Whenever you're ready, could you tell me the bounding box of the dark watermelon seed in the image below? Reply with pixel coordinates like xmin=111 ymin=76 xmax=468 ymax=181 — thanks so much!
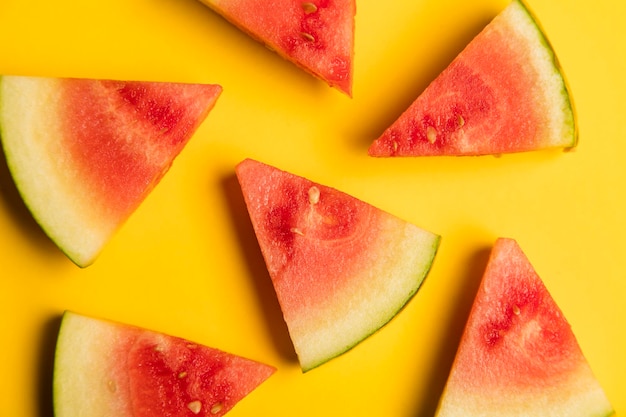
xmin=302 ymin=2 xmax=318 ymax=13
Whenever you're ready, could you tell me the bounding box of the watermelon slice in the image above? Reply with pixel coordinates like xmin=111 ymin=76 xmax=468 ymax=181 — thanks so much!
xmin=196 ymin=0 xmax=355 ymax=96
xmin=435 ymin=238 xmax=613 ymax=416
xmin=235 ymin=158 xmax=440 ymax=371
xmin=368 ymin=0 xmax=577 ymax=157
xmin=53 ymin=311 xmax=276 ymax=417
xmin=0 ymin=75 xmax=222 ymax=267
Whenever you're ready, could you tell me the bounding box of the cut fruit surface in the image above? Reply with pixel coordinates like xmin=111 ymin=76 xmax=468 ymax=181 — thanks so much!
xmin=0 ymin=75 xmax=222 ymax=267
xmin=53 ymin=311 xmax=275 ymax=417
xmin=197 ymin=0 xmax=355 ymax=96
xmin=236 ymin=158 xmax=440 ymax=371
xmin=435 ymin=238 xmax=613 ymax=417
xmin=368 ymin=0 xmax=576 ymax=156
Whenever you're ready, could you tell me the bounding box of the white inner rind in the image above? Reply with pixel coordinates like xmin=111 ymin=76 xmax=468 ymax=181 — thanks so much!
xmin=435 ymin=367 xmax=614 ymax=417
xmin=0 ymin=76 xmax=113 ymax=267
xmin=292 ymin=219 xmax=440 ymax=372
xmin=53 ymin=312 xmax=132 ymax=417
xmin=502 ymin=0 xmax=576 ymax=147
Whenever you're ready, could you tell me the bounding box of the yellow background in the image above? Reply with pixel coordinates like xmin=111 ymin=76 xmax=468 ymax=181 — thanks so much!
xmin=0 ymin=0 xmax=624 ymax=415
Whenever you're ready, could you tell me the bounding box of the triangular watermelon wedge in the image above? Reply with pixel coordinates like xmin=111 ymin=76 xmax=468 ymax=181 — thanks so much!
xmin=0 ymin=75 xmax=222 ymax=267
xmin=368 ymin=0 xmax=577 ymax=157
xmin=197 ymin=0 xmax=355 ymax=96
xmin=435 ymin=238 xmax=613 ymax=416
xmin=236 ymin=158 xmax=440 ymax=371
xmin=53 ymin=311 xmax=275 ymax=417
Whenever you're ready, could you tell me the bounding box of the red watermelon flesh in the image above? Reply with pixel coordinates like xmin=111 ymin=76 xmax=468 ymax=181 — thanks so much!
xmin=197 ymin=0 xmax=355 ymax=96
xmin=236 ymin=158 xmax=440 ymax=371
xmin=435 ymin=238 xmax=613 ymax=416
xmin=368 ymin=0 xmax=577 ymax=157
xmin=0 ymin=76 xmax=222 ymax=267
xmin=53 ymin=311 xmax=275 ymax=417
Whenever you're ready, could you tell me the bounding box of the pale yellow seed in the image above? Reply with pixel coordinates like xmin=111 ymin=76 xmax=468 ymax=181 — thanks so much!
xmin=392 ymin=140 xmax=398 ymax=153
xmin=302 ymin=2 xmax=318 ymax=13
xmin=457 ymin=115 xmax=465 ymax=127
xmin=178 ymin=371 xmax=187 ymax=379
xmin=513 ymin=305 xmax=521 ymax=315
xmin=308 ymin=186 xmax=320 ymax=205
xmin=211 ymin=403 xmax=224 ymax=414
xmin=153 ymin=345 xmax=164 ymax=352
xmin=188 ymin=401 xmax=202 ymax=414
xmin=300 ymin=32 xmax=315 ymax=42
xmin=290 ymin=227 xmax=304 ymax=236
xmin=426 ymin=126 xmax=437 ymax=143
xmin=107 ymin=380 xmax=117 ymax=393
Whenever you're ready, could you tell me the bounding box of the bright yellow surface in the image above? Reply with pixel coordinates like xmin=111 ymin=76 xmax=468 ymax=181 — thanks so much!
xmin=0 ymin=0 xmax=624 ymax=416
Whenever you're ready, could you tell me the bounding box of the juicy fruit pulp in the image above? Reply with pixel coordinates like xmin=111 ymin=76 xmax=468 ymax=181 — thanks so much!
xmin=236 ymin=158 xmax=440 ymax=371
xmin=53 ymin=311 xmax=275 ymax=417
xmin=435 ymin=238 xmax=613 ymax=417
xmin=368 ymin=0 xmax=577 ymax=156
xmin=0 ymin=76 xmax=222 ymax=267
xmin=196 ymin=0 xmax=355 ymax=96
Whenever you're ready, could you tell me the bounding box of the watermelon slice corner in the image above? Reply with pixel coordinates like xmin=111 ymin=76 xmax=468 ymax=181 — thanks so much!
xmin=53 ymin=311 xmax=276 ymax=417
xmin=368 ymin=0 xmax=577 ymax=157
xmin=196 ymin=0 xmax=355 ymax=96
xmin=235 ymin=158 xmax=440 ymax=371
xmin=0 ymin=75 xmax=222 ymax=267
xmin=434 ymin=237 xmax=614 ymax=417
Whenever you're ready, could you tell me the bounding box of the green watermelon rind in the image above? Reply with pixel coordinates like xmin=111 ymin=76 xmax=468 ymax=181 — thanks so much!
xmin=434 ymin=238 xmax=614 ymax=417
xmin=0 ymin=76 xmax=221 ymax=267
xmin=494 ymin=0 xmax=577 ymax=151
xmin=53 ymin=311 xmax=128 ymax=417
xmin=300 ymin=234 xmax=441 ymax=372
xmin=516 ymin=0 xmax=578 ymax=148
xmin=368 ymin=0 xmax=578 ymax=156
xmin=53 ymin=311 xmax=276 ymax=417
xmin=0 ymin=76 xmax=96 ymax=265
xmin=235 ymin=159 xmax=441 ymax=372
